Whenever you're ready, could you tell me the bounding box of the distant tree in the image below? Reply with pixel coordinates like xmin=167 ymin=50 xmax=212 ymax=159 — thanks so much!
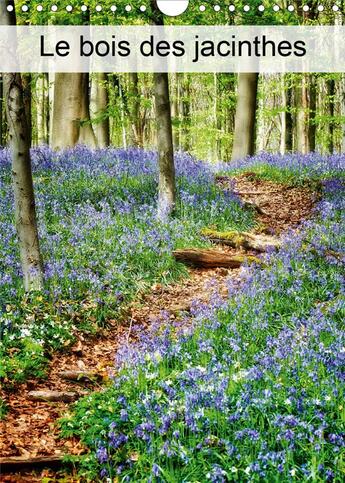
xmin=231 ymin=73 xmax=258 ymax=161
xmin=0 ymin=1 xmax=44 ymax=291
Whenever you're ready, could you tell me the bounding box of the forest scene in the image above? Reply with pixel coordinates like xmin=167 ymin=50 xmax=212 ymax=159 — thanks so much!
xmin=0 ymin=1 xmax=344 ymax=482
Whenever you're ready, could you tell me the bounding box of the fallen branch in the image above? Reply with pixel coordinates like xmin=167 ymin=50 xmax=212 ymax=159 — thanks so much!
xmin=201 ymin=229 xmax=280 ymax=252
xmin=59 ymin=370 xmax=103 ymax=382
xmin=173 ymin=248 xmax=262 ymax=268
xmin=28 ymin=390 xmax=82 ymax=402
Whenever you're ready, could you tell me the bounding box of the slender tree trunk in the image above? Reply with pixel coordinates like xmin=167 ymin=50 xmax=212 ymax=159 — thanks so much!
xmin=296 ymin=74 xmax=309 ymax=154
xmin=280 ymin=74 xmax=293 ymax=154
xmin=1 ymin=1 xmax=44 ymax=292
xmin=128 ymin=73 xmax=144 ymax=147
xmin=171 ymin=73 xmax=180 ymax=150
xmin=22 ymin=74 xmax=32 ymax=146
xmin=308 ymin=75 xmax=316 ymax=152
xmin=231 ymin=73 xmax=258 ymax=161
xmin=340 ymin=74 xmax=345 ymax=152
xmin=154 ymin=72 xmax=175 ymax=219
xmin=37 ymin=74 xmax=49 ymax=145
xmin=327 ymin=78 xmax=335 ymax=154
xmin=90 ymin=73 xmax=110 ymax=148
xmin=181 ymin=74 xmax=191 ymax=152
xmin=151 ymin=0 xmax=175 ymax=219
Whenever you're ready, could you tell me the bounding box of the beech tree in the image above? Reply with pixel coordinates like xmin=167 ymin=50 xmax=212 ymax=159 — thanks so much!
xmin=0 ymin=1 xmax=44 ymax=291
xmin=151 ymin=0 xmax=175 ymax=219
xmin=231 ymin=73 xmax=258 ymax=161
xmin=51 ymin=73 xmax=97 ymax=149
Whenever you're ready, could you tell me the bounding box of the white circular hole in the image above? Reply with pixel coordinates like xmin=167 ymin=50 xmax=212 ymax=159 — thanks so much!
xmin=317 ymin=5 xmax=324 ymax=11
xmin=200 ymin=5 xmax=206 ymax=11
xmin=229 ymin=5 xmax=235 ymax=12
xmin=111 ymin=5 xmax=117 ymax=12
xmin=95 ymin=5 xmax=102 ymax=12
xmin=22 ymin=5 xmax=28 ymax=12
xmin=258 ymin=5 xmax=265 ymax=12
xmin=243 ymin=5 xmax=250 ymax=12
xmin=288 ymin=5 xmax=294 ymax=11
xmin=66 ymin=5 xmax=73 ymax=12
xmin=140 ymin=5 xmax=146 ymax=12
xmin=51 ymin=5 xmax=58 ymax=12
xmin=37 ymin=4 xmax=43 ymax=12
xmin=81 ymin=5 xmax=88 ymax=12
xmin=332 ymin=4 xmax=339 ymax=11
xmin=7 ymin=4 xmax=14 ymax=12
xmin=302 ymin=5 xmax=309 ymax=11
xmin=125 ymin=5 xmax=132 ymax=11
xmin=214 ymin=5 xmax=221 ymax=12
xmin=273 ymin=5 xmax=279 ymax=11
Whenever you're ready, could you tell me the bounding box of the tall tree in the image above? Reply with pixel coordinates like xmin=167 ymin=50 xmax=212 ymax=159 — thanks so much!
xmin=151 ymin=1 xmax=175 ymax=218
xmin=231 ymin=73 xmax=258 ymax=161
xmin=0 ymin=1 xmax=44 ymax=291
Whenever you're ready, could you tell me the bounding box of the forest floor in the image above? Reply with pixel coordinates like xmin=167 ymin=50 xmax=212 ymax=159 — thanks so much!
xmin=0 ymin=173 xmax=318 ymax=482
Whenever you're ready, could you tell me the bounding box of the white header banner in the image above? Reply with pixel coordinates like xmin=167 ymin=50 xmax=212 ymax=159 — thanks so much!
xmin=0 ymin=25 xmax=343 ymax=73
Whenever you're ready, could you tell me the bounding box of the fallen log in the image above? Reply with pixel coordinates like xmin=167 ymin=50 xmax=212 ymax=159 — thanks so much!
xmin=28 ymin=390 xmax=82 ymax=402
xmin=59 ymin=370 xmax=103 ymax=382
xmin=0 ymin=455 xmax=65 ymax=472
xmin=173 ymin=249 xmax=262 ymax=268
xmin=201 ymin=229 xmax=280 ymax=252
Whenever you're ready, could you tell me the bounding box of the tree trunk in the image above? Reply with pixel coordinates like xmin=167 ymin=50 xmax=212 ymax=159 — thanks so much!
xmin=308 ymin=74 xmax=316 ymax=152
xmin=128 ymin=73 xmax=144 ymax=147
xmin=1 ymin=2 xmax=44 ymax=292
xmin=327 ymin=78 xmax=335 ymax=154
xmin=154 ymin=72 xmax=176 ymax=219
xmin=173 ymin=248 xmax=261 ymax=269
xmin=180 ymin=73 xmax=191 ymax=152
xmin=171 ymin=73 xmax=180 ymax=150
xmin=280 ymin=74 xmax=293 ymax=154
xmin=51 ymin=73 xmax=82 ymax=149
xmin=340 ymin=74 xmax=345 ymax=152
xmin=22 ymin=74 xmax=32 ymax=146
xmin=151 ymin=0 xmax=175 ymax=219
xmin=91 ymin=73 xmax=110 ymax=148
xmin=231 ymin=73 xmax=258 ymax=161
xmin=51 ymin=73 xmax=97 ymax=149
xmin=78 ymin=73 xmax=97 ymax=147
xmin=36 ymin=74 xmax=49 ymax=145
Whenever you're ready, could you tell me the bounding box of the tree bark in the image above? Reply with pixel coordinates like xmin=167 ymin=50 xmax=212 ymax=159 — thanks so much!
xmin=51 ymin=73 xmax=97 ymax=149
xmin=128 ymin=72 xmax=144 ymax=147
xmin=151 ymin=1 xmax=175 ymax=219
xmin=280 ymin=74 xmax=293 ymax=154
xmin=173 ymin=249 xmax=261 ymax=268
xmin=1 ymin=1 xmax=44 ymax=292
xmin=231 ymin=73 xmax=258 ymax=161
xmin=36 ymin=74 xmax=49 ymax=145
xmin=22 ymin=74 xmax=32 ymax=146
xmin=154 ymin=71 xmax=176 ymax=219
xmin=78 ymin=73 xmax=97 ymax=147
xmin=327 ymin=78 xmax=335 ymax=154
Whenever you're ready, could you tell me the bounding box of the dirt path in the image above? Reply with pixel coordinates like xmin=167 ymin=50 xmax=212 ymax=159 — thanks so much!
xmin=0 ymin=174 xmax=318 ymax=482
